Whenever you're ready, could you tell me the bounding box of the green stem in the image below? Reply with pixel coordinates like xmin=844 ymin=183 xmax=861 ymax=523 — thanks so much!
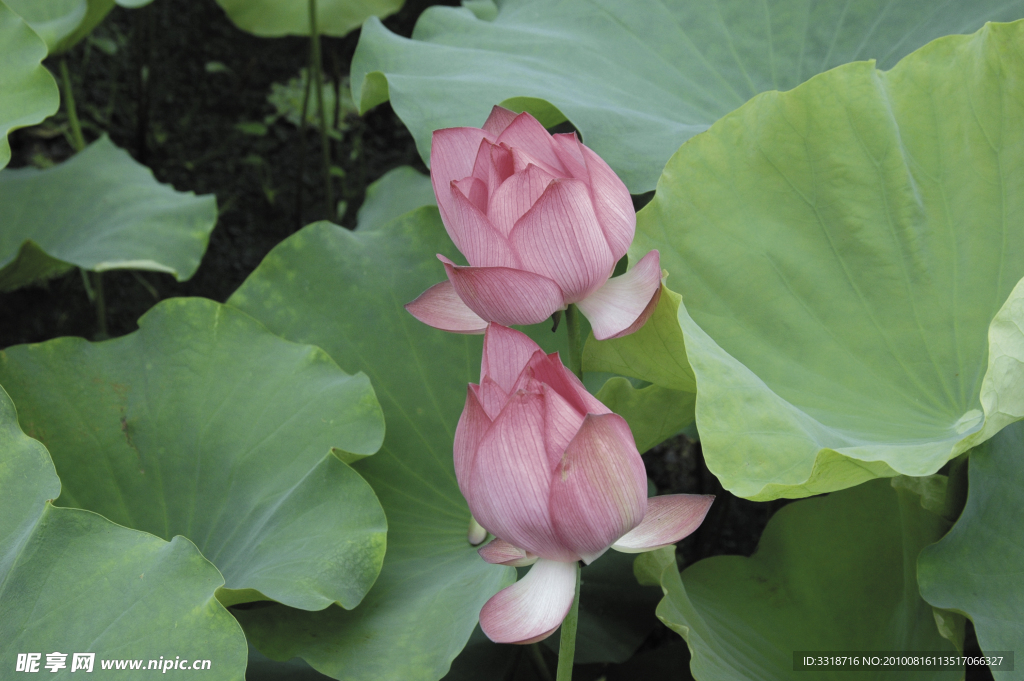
xmin=93 ymin=272 xmax=108 ymax=340
xmin=59 ymin=59 xmax=86 ymax=152
xmin=308 ymin=0 xmax=335 ymax=219
xmin=555 ymin=562 xmax=581 ymax=681
xmin=565 ymin=304 xmax=584 ymax=381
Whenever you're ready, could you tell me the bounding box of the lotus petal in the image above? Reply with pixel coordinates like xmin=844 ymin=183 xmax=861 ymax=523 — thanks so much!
xmin=454 ymin=386 xmax=492 ymax=502
xmin=431 ymin=126 xmax=495 ymax=225
xmin=405 ymin=280 xmax=488 ymax=334
xmin=482 ymin=105 xmax=518 ymax=137
xmin=510 ymin=179 xmax=615 ymax=302
xmin=549 ymin=413 xmax=647 ymax=563
xmin=612 ymin=494 xmax=714 ymax=553
xmin=578 ymin=250 xmax=662 ymax=340
xmin=479 ymin=559 xmax=577 ymax=644
xmin=496 ymin=112 xmax=567 ymax=176
xmin=481 ymin=323 xmax=545 ymax=392
xmin=441 ymin=256 xmax=565 ymax=327
xmin=478 ymin=538 xmax=538 ymax=567
xmin=489 ymin=163 xmax=557 ymax=237
xmin=448 ymin=184 xmax=518 ymax=267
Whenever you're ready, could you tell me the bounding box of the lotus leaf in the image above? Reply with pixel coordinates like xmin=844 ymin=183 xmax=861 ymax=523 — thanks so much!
xmin=0 ymin=385 xmax=248 ymax=679
xmin=648 ymin=479 xmax=957 ymax=680
xmin=214 ymin=0 xmax=403 ymax=38
xmin=0 ymin=136 xmax=218 ymax=291
xmin=919 ymin=421 xmax=1024 ymax=669
xmin=0 ymin=297 xmax=387 ymax=612
xmin=0 ymin=0 xmax=59 ymax=170
xmin=624 ymin=20 xmax=1024 ymax=500
xmin=351 ymin=0 xmax=1024 ymax=192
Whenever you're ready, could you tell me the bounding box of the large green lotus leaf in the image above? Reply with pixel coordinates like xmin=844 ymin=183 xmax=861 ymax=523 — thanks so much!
xmin=626 ymin=20 xmax=1024 ymax=501
xmin=0 ymin=135 xmax=218 ymax=291
xmin=0 ymin=385 xmax=248 ymax=679
xmin=0 ymin=297 xmax=387 ymax=612
xmin=355 ymin=165 xmax=435 ymax=232
xmin=351 ymin=0 xmax=1024 ymax=193
xmin=595 ymin=378 xmax=694 ymax=454
xmin=214 ymin=0 xmax=403 ymax=38
xmin=4 ymin=0 xmax=119 ymax=55
xmin=227 ymin=209 xmax=585 ymax=680
xmin=0 ymin=1 xmax=59 ymax=170
xmin=644 ymin=479 xmax=956 ymax=680
xmin=919 ymin=421 xmax=1024 ymax=667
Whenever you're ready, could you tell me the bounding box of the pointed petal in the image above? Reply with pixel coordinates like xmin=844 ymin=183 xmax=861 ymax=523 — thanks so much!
xmin=468 ymin=516 xmax=488 ymax=546
xmin=549 ymin=413 xmax=647 ymax=564
xmin=488 ymin=164 xmax=557 ymax=237
xmin=455 ymin=385 xmax=492 ymax=502
xmin=612 ymin=494 xmax=714 ymax=553
xmin=482 ymin=105 xmax=518 ymax=137
xmin=480 ymin=559 xmax=578 ymax=644
xmin=471 ymin=378 xmax=507 ymax=420
xmin=405 ymin=280 xmax=488 ymax=334
xmin=496 ymin=112 xmax=567 ymax=176
xmin=453 ymin=176 xmax=488 ymax=214
xmin=510 ymin=179 xmax=615 ymax=302
xmin=550 ymin=132 xmax=588 ymax=180
xmin=470 ymin=390 xmax=576 ymax=561
xmin=523 ymin=351 xmax=610 ymax=417
xmin=448 ymin=184 xmax=518 ymax=268
xmin=576 ymin=250 xmax=662 ymax=340
xmin=509 ymin=145 xmax=567 ymax=178
xmin=470 ymin=138 xmax=512 ymax=196
xmin=431 ymin=127 xmax=494 ymax=227
xmin=441 ymin=257 xmax=566 ymax=328
xmin=481 ymin=323 xmax=544 ymax=393
xmin=478 ymin=538 xmax=538 ymax=567
xmin=540 ymin=384 xmax=586 ymax=468
xmin=580 ymin=143 xmax=635 ymax=261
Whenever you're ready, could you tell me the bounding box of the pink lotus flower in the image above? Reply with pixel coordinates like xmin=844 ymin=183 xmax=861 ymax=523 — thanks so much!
xmin=406 ymin=106 xmax=662 ymax=341
xmin=457 ymin=324 xmax=714 ymax=644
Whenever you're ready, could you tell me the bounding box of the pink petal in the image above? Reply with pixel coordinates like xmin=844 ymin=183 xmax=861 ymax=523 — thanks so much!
xmin=580 ymin=143 xmax=635 ymax=261
xmin=481 ymin=323 xmax=544 ymax=393
xmin=611 ymin=494 xmax=714 ymax=553
xmin=496 ymin=112 xmax=567 ymax=176
xmin=470 ymin=138 xmax=511 ymax=196
xmin=431 ymin=127 xmax=494 ymax=228
xmin=454 ymin=385 xmax=492 ymax=502
xmin=405 ymin=280 xmax=488 ymax=334
xmin=479 ymin=559 xmax=577 ymax=644
xmin=453 ymin=176 xmax=488 ymax=214
xmin=540 ymin=384 xmax=586 ymax=468
xmin=478 ymin=538 xmax=538 ymax=567
xmin=482 ymin=105 xmax=519 ymax=137
xmin=488 ymin=164 xmax=557 ymax=237
xmin=522 ymin=351 xmax=610 ymax=417
xmin=576 ymin=250 xmax=662 ymax=340
xmin=440 ymin=256 xmax=566 ymax=327
xmin=550 ymin=133 xmax=588 ymax=180
xmin=471 ymin=378 xmax=508 ymax=421
xmin=510 ymin=179 xmax=616 ymax=303
xmin=549 ymin=413 xmax=648 ymax=564
xmin=469 ymin=390 xmax=577 ymax=562
xmin=509 ymin=145 xmax=567 ymax=179
xmin=447 ymin=184 xmax=518 ymax=268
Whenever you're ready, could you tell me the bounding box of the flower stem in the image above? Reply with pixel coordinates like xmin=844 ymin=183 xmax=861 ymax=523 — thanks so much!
xmin=59 ymin=59 xmax=85 ymax=152
xmin=565 ymin=304 xmax=584 ymax=381
xmin=555 ymin=561 xmax=581 ymax=681
xmin=308 ymin=0 xmax=335 ymax=219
